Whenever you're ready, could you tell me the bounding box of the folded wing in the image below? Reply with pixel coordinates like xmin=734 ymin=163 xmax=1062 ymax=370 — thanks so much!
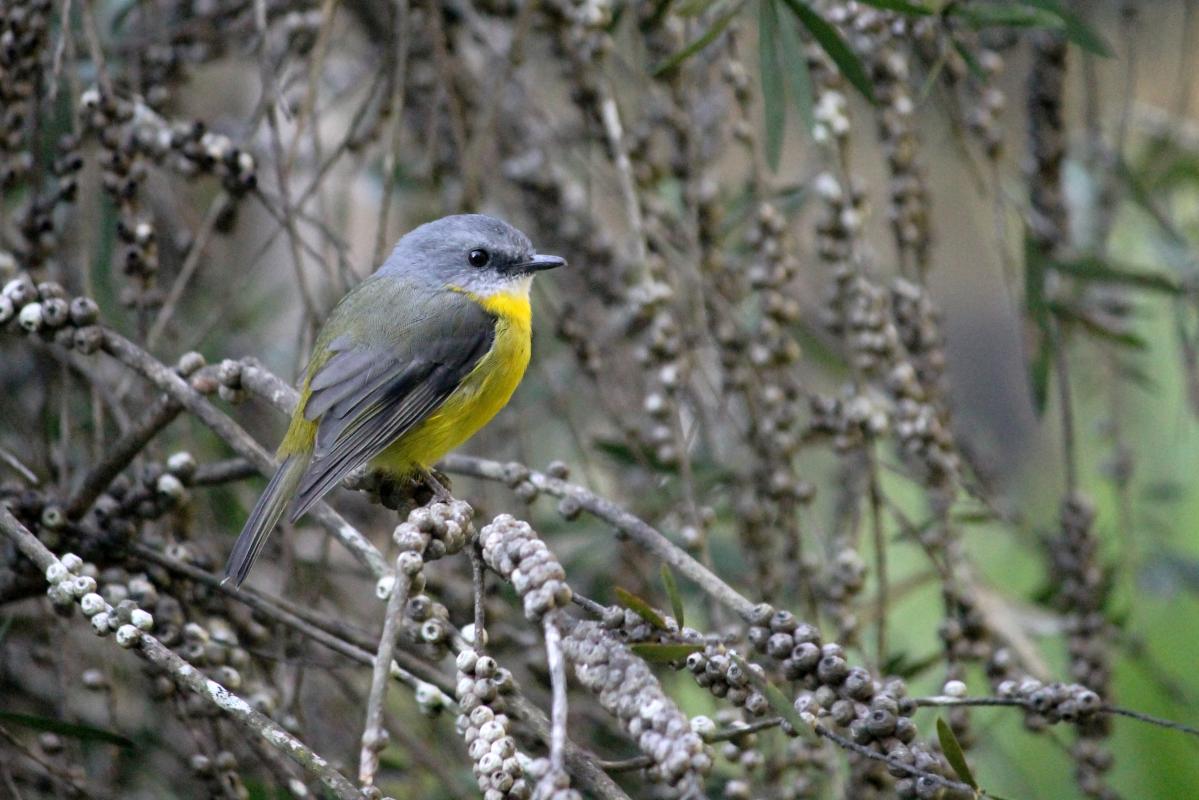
xmin=289 ymin=293 xmax=495 ymax=520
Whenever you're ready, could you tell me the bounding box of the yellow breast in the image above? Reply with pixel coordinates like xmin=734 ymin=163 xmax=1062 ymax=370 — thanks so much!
xmin=372 ymin=288 xmax=532 ymax=473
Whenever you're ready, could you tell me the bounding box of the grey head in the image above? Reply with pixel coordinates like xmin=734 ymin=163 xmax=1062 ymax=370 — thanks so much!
xmin=377 ymin=214 xmax=564 ymax=295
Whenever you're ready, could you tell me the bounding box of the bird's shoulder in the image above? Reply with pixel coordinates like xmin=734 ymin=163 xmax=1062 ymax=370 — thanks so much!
xmin=317 ymin=276 xmax=492 ymax=348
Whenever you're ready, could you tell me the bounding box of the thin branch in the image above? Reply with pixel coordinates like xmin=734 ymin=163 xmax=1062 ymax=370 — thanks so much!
xmin=469 ymin=546 xmax=487 ymax=652
xmin=0 ymin=446 xmax=39 ymax=484
xmin=130 ymin=543 xmax=444 ymax=695
xmin=359 ymin=566 xmax=413 ymax=787
xmin=252 ymin=0 xmax=322 ymax=327
xmin=191 ymin=458 xmax=259 ymax=486
xmin=371 ymin=0 xmax=410 ymax=266
xmin=913 ymin=695 xmax=1199 ymax=739
xmin=866 ymin=448 xmax=887 ymax=669
xmin=66 ymin=395 xmax=181 ymax=519
xmin=544 ymin=612 xmax=569 ymax=777
xmin=0 ymin=506 xmax=362 ymax=799
xmin=812 ymin=723 xmax=977 ymax=796
xmin=600 ymin=716 xmax=787 ymax=771
xmin=78 ymin=0 xmax=113 ymax=98
xmin=598 ymin=82 xmax=649 ymax=280
xmin=145 ymin=192 xmax=232 ymax=350
xmin=442 ymin=454 xmax=760 ymax=621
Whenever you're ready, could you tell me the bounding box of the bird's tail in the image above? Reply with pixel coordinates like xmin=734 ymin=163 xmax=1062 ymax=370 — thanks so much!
xmin=223 ymin=455 xmax=308 ymax=587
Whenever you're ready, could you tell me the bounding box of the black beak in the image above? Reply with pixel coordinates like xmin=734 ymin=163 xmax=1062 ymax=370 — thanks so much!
xmin=509 ymin=254 xmax=566 ymax=275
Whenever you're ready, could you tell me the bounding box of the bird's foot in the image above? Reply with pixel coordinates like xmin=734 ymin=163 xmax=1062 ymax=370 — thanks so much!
xmin=362 ymin=468 xmax=453 ymax=512
xmin=419 ymin=468 xmax=454 ymax=503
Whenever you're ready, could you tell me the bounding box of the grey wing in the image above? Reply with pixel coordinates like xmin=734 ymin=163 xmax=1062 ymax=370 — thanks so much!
xmin=288 ymin=300 xmax=495 ymax=521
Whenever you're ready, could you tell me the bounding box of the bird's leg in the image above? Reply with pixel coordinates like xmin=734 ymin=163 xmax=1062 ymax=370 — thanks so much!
xmin=419 ymin=467 xmax=454 ymax=503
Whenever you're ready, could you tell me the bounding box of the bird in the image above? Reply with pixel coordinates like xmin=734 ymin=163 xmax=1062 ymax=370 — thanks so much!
xmin=223 ymin=214 xmax=564 ymax=586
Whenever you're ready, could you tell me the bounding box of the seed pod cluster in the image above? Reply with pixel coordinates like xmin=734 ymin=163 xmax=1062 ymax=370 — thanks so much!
xmin=1050 ymin=493 xmax=1116 ymax=798
xmin=561 ymin=620 xmax=712 ymax=791
xmin=684 ymin=645 xmax=770 ymax=718
xmin=739 ymin=606 xmax=954 ymax=799
xmin=526 ymin=756 xmax=582 ymax=800
xmin=477 ymin=514 xmax=572 ymax=621
xmin=0 ymin=0 xmax=51 ymax=189
xmin=454 ymin=647 xmax=531 ymax=800
xmin=1 ymin=275 xmax=103 ymax=353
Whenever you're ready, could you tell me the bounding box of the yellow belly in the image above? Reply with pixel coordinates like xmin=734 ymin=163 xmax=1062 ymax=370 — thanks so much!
xmin=370 ymin=291 xmax=531 ymax=474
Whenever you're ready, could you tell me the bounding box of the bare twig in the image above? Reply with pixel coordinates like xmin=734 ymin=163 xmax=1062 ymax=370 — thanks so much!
xmin=130 ymin=542 xmax=444 ymax=695
xmin=66 ymin=395 xmax=181 ymax=518
xmin=359 ymin=566 xmax=412 ymax=786
xmin=544 ymin=612 xmax=569 ymax=776
xmin=0 ymin=506 xmax=362 ymax=799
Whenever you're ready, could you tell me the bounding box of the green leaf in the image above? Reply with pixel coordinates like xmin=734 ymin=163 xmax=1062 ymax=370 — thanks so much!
xmin=652 ymin=4 xmax=741 ymax=74
xmin=1143 ymin=481 xmax=1186 ymax=503
xmin=936 ymin=717 xmax=979 ymax=790
xmin=854 ymin=0 xmax=933 ymax=13
xmin=776 ymin=4 xmax=816 ymax=134
xmin=882 ymin=650 xmax=945 ymax=680
xmin=780 ymin=0 xmax=876 ymax=103
xmin=1048 ymin=301 xmax=1147 ymax=351
xmin=0 ymin=712 xmax=134 ymax=748
xmin=630 ymin=643 xmax=703 ymax=662
xmin=947 ymin=1 xmax=1112 ymax=57
xmin=244 ymin=780 xmax=292 ymax=800
xmin=1019 ymin=0 xmax=1113 ymax=56
xmin=613 ymin=587 xmax=668 ymax=629
xmin=592 ymin=437 xmax=676 ymax=473
xmin=1048 ymin=255 xmax=1183 ymax=295
xmin=760 ymin=0 xmax=787 ymax=170
xmin=660 ymin=565 xmax=685 ymax=628
xmin=676 ymin=0 xmax=722 ymax=16
xmin=729 ymin=653 xmax=814 ymax=737
xmin=1023 ymin=230 xmax=1053 ymax=415
xmin=1028 ymin=331 xmax=1052 ymax=415
xmin=950 ymin=3 xmax=1059 ymax=29
xmin=1115 ymin=158 xmax=1190 ymax=249
xmin=951 ymin=508 xmax=999 ymax=525
xmin=951 ymin=38 xmax=987 ymax=81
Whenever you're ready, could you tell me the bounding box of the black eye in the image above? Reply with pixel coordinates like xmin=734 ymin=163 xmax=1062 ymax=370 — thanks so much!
xmin=468 ymin=249 xmax=490 ymax=268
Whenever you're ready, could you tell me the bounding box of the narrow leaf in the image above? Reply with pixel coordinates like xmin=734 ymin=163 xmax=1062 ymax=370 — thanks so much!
xmin=936 ymin=717 xmax=979 ymax=790
xmin=854 ymin=0 xmax=933 ymax=13
xmin=652 ymin=4 xmax=741 ymax=75
xmin=780 ymin=0 xmax=876 ymax=103
xmin=776 ymin=5 xmax=816 ymax=133
xmin=760 ymin=0 xmax=787 ymax=170
xmin=882 ymin=650 xmax=945 ymax=680
xmin=676 ymin=0 xmax=721 ymax=16
xmin=1029 ymin=331 xmax=1052 ymax=415
xmin=1019 ymin=0 xmax=1113 ymax=56
xmin=660 ymin=565 xmax=685 ymax=628
xmin=630 ymin=643 xmax=703 ymax=662
xmin=592 ymin=437 xmax=677 ymax=474
xmin=1048 ymin=301 xmax=1148 ymax=351
xmin=1048 ymin=255 xmax=1182 ymax=295
xmin=951 ymin=508 xmax=999 ymax=525
xmin=1023 ymin=230 xmax=1052 ymax=416
xmin=950 ymin=4 xmax=1059 ymax=29
xmin=613 ymin=587 xmax=668 ymax=629
xmin=951 ymin=39 xmax=987 ymax=81
xmin=0 ymin=712 xmax=134 ymax=748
